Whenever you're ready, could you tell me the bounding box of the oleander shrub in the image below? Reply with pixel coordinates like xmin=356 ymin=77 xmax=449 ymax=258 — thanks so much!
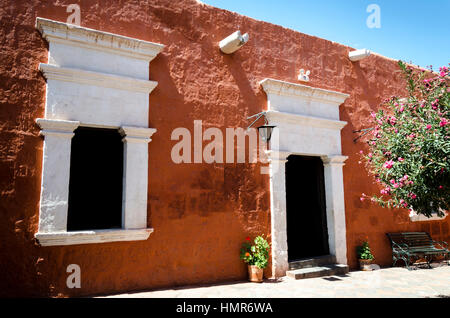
xmin=360 ymin=61 xmax=449 ymax=217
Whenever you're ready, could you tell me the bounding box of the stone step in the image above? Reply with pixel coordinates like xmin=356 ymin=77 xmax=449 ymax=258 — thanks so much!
xmin=288 ymin=255 xmax=337 ymax=270
xmin=286 ymin=264 xmax=349 ymax=280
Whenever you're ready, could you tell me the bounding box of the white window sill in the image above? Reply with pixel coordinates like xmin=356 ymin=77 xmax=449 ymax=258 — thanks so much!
xmin=409 ymin=211 xmax=448 ymax=222
xmin=35 ymin=228 xmax=153 ymax=246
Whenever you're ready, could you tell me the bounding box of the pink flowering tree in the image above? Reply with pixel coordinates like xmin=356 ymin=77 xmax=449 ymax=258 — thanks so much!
xmin=360 ymin=61 xmax=449 ymax=217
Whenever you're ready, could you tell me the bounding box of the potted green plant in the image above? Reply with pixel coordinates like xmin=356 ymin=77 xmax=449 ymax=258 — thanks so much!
xmin=357 ymin=240 xmax=375 ymax=271
xmin=240 ymin=235 xmax=270 ymax=282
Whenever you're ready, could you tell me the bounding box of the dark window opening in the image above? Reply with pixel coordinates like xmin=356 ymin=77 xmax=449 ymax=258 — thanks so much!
xmin=67 ymin=126 xmax=123 ymax=231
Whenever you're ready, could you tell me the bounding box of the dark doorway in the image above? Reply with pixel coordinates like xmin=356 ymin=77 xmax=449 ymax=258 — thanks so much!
xmin=67 ymin=126 xmax=123 ymax=231
xmin=285 ymin=155 xmax=329 ymax=261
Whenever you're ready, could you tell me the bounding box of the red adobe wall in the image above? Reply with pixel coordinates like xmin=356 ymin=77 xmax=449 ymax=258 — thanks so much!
xmin=0 ymin=0 xmax=448 ymax=297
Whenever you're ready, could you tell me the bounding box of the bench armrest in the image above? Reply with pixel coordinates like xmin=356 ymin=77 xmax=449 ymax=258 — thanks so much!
xmin=432 ymin=240 xmax=449 ymax=249
xmin=392 ymin=241 xmax=410 ymax=253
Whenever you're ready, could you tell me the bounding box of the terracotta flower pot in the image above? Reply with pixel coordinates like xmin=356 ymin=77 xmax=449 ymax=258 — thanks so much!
xmin=248 ymin=265 xmax=264 ymax=283
xmin=359 ymin=259 xmax=373 ymax=271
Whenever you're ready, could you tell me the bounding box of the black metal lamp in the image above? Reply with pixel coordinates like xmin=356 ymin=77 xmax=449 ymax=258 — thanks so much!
xmin=247 ymin=112 xmax=276 ymax=142
xmin=257 ymin=124 xmax=276 ymax=142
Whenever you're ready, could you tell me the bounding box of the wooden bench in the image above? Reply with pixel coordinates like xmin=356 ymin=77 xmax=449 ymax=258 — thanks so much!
xmin=386 ymin=232 xmax=450 ymax=270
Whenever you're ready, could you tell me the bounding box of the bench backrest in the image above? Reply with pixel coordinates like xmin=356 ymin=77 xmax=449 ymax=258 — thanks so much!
xmin=386 ymin=232 xmax=434 ymax=248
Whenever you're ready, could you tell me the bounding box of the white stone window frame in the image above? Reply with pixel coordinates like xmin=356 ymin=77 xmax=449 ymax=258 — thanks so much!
xmin=260 ymin=78 xmax=350 ymax=278
xmin=34 ymin=18 xmax=164 ymax=246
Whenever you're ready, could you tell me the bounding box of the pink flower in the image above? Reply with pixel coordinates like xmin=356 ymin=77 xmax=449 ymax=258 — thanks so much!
xmin=399 ymin=199 xmax=408 ymax=208
xmin=410 ymin=193 xmax=417 ymax=199
xmin=439 ymin=185 xmax=443 ymax=190
xmin=399 ymin=106 xmax=404 ymax=113
xmin=383 ymin=160 xmax=394 ymax=169
xmin=426 ymin=124 xmax=432 ymax=130
xmin=390 ymin=179 xmax=396 ymax=184
xmin=389 ymin=116 xmax=397 ymax=125
xmin=393 ymin=183 xmax=400 ymax=189
xmin=440 ymin=118 xmax=448 ymax=127
xmin=398 ymin=157 xmax=404 ymax=162
xmin=368 ymin=153 xmax=373 ymax=158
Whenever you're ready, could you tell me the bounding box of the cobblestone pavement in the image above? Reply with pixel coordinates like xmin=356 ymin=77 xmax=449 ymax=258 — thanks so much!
xmin=101 ymin=263 xmax=450 ymax=298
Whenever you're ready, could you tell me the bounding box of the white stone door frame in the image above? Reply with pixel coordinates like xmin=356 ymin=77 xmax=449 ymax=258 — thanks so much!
xmin=260 ymin=78 xmax=350 ymax=277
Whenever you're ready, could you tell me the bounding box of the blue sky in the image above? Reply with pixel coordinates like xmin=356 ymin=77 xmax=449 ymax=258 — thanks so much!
xmin=203 ymin=0 xmax=450 ymax=69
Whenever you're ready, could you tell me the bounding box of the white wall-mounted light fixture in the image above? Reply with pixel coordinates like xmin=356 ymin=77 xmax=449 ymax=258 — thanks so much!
xmin=219 ymin=30 xmax=249 ymax=54
xmin=349 ymin=49 xmax=371 ymax=62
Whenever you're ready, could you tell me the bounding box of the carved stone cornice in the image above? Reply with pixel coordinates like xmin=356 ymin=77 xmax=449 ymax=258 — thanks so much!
xmin=265 ymin=110 xmax=347 ymax=130
xmin=119 ymin=126 xmax=157 ymax=143
xmin=36 ymin=17 xmax=164 ymax=61
xmin=321 ymin=155 xmax=349 ymax=166
xmin=39 ymin=63 xmax=158 ymax=94
xmin=264 ymin=150 xmax=290 ymax=162
xmin=36 ymin=118 xmax=80 ymax=137
xmin=260 ymin=78 xmax=349 ymax=105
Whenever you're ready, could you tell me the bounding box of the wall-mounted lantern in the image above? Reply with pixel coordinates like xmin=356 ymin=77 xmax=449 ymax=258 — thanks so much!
xmin=247 ymin=112 xmax=276 ymax=142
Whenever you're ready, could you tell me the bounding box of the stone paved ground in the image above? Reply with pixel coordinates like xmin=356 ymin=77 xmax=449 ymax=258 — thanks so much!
xmin=101 ymin=263 xmax=450 ymax=298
